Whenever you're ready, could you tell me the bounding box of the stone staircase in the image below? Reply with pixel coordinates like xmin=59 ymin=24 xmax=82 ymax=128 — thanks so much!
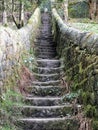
xmin=16 ymin=13 xmax=80 ymax=130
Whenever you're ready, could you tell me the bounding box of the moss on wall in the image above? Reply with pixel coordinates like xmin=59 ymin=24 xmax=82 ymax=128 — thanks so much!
xmin=52 ymin=8 xmax=98 ymax=129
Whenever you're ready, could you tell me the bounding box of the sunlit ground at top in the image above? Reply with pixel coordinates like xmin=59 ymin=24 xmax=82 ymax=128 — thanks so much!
xmin=68 ymin=18 xmax=98 ymax=34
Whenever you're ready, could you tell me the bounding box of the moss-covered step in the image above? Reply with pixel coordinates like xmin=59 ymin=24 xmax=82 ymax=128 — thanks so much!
xmin=33 ymin=66 xmax=64 ymax=74
xmin=23 ymin=97 xmax=63 ymax=106
xmin=17 ymin=104 xmax=73 ymax=118
xmin=36 ymin=59 xmax=63 ymax=67
xmin=33 ymin=73 xmax=60 ymax=82
xmin=36 ymin=36 xmax=54 ymax=40
xmin=35 ymin=51 xmax=57 ymax=57
xmin=35 ymin=46 xmax=56 ymax=50
xmin=37 ymin=55 xmax=56 ymax=59
xmin=34 ymin=48 xmax=56 ymax=53
xmin=25 ymin=85 xmax=66 ymax=96
xmin=32 ymin=80 xmax=61 ymax=86
xmin=34 ymin=42 xmax=56 ymax=47
xmin=34 ymin=39 xmax=55 ymax=43
xmin=16 ymin=117 xmax=79 ymax=130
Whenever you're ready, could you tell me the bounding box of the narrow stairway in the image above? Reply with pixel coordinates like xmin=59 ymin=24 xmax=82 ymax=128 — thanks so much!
xmin=17 ymin=13 xmax=80 ymax=130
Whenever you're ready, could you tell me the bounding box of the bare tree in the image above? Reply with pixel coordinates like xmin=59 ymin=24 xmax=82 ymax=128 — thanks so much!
xmin=12 ymin=0 xmax=24 ymax=29
xmin=88 ymin=0 xmax=98 ymax=20
xmin=63 ymin=0 xmax=68 ymax=22
xmin=2 ymin=0 xmax=7 ymax=25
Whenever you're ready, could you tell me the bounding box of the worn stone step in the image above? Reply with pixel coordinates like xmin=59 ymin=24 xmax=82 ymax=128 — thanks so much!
xmin=35 ymin=51 xmax=56 ymax=55
xmin=39 ymin=35 xmax=53 ymax=39
xmin=33 ymin=73 xmax=60 ymax=82
xmin=36 ymin=53 xmax=56 ymax=58
xmin=35 ymin=46 xmax=56 ymax=50
xmin=17 ymin=117 xmax=79 ymax=130
xmin=35 ymin=48 xmax=56 ymax=53
xmin=34 ymin=43 xmax=56 ymax=48
xmin=33 ymin=66 xmax=64 ymax=74
xmin=34 ymin=41 xmax=55 ymax=44
xmin=34 ymin=40 xmax=54 ymax=44
xmin=37 ymin=55 xmax=56 ymax=59
xmin=35 ymin=51 xmax=57 ymax=56
xmin=26 ymin=85 xmax=66 ymax=96
xmin=19 ymin=104 xmax=73 ymax=118
xmin=36 ymin=37 xmax=54 ymax=41
xmin=32 ymin=80 xmax=61 ymax=86
xmin=36 ymin=59 xmax=63 ymax=67
xmin=36 ymin=40 xmax=54 ymax=44
xmin=23 ymin=97 xmax=63 ymax=106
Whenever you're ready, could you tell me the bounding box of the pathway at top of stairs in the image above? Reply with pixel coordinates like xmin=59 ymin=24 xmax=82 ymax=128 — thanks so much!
xmin=16 ymin=12 xmax=81 ymax=130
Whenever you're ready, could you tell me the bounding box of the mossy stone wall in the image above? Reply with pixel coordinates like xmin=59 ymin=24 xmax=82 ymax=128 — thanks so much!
xmin=52 ymin=8 xmax=98 ymax=129
xmin=0 ymin=8 xmax=41 ymax=88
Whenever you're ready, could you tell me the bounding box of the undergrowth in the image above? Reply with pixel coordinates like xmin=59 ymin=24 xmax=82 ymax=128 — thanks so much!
xmin=0 ymin=48 xmax=36 ymax=129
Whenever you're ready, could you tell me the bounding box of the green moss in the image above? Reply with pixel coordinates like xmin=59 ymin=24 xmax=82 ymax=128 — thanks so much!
xmin=4 ymin=24 xmax=8 ymax=27
xmin=84 ymin=105 xmax=96 ymax=118
xmin=72 ymin=78 xmax=87 ymax=91
xmin=53 ymin=9 xmax=98 ymax=128
xmin=93 ymin=120 xmax=98 ymax=130
xmin=69 ymin=1 xmax=89 ymax=18
xmin=82 ymin=92 xmax=95 ymax=105
xmin=1 ymin=124 xmax=16 ymax=130
xmin=79 ymin=62 xmax=83 ymax=74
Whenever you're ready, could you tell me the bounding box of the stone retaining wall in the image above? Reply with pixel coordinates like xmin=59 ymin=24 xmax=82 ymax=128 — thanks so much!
xmin=0 ymin=8 xmax=41 ymax=87
xmin=52 ymin=8 xmax=98 ymax=126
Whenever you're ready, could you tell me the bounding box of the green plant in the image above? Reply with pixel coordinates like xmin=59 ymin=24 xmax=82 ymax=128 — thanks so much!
xmin=82 ymin=92 xmax=95 ymax=105
xmin=69 ymin=1 xmax=89 ymax=18
xmin=0 ymin=81 xmax=25 ymax=128
xmin=84 ymin=105 xmax=96 ymax=118
xmin=93 ymin=120 xmax=98 ymax=130
xmin=63 ymin=91 xmax=79 ymax=102
xmin=1 ymin=124 xmax=16 ymax=130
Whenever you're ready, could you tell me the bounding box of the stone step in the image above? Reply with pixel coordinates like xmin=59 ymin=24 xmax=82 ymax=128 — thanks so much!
xmin=35 ymin=46 xmax=56 ymax=50
xmin=18 ymin=104 xmax=73 ymax=118
xmin=36 ymin=53 xmax=56 ymax=58
xmin=36 ymin=37 xmax=54 ymax=41
xmin=34 ymin=43 xmax=56 ymax=48
xmin=36 ymin=59 xmax=63 ymax=68
xmin=32 ymin=80 xmax=61 ymax=86
xmin=35 ymin=51 xmax=57 ymax=56
xmin=33 ymin=66 xmax=64 ymax=74
xmin=40 ymin=33 xmax=51 ymax=36
xmin=36 ymin=40 xmax=54 ymax=44
xmin=33 ymin=73 xmax=60 ymax=82
xmin=35 ymin=51 xmax=57 ymax=55
xmin=40 ymin=28 xmax=51 ymax=31
xmin=34 ymin=40 xmax=55 ymax=44
xmin=39 ymin=35 xmax=53 ymax=39
xmin=23 ymin=97 xmax=63 ymax=106
xmin=36 ymin=39 xmax=54 ymax=44
xmin=26 ymin=85 xmax=66 ymax=96
xmin=37 ymin=55 xmax=56 ymax=59
xmin=17 ymin=117 xmax=79 ymax=130
xmin=35 ymin=48 xmax=56 ymax=53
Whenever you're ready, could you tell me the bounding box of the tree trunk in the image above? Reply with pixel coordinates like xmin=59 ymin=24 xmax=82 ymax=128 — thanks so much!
xmin=12 ymin=0 xmax=24 ymax=29
xmin=19 ymin=1 xmax=24 ymax=28
xmin=12 ymin=0 xmax=19 ymax=28
xmin=95 ymin=1 xmax=98 ymax=20
xmin=63 ymin=0 xmax=68 ymax=22
xmin=88 ymin=0 xmax=97 ymax=20
xmin=2 ymin=0 xmax=7 ymax=25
